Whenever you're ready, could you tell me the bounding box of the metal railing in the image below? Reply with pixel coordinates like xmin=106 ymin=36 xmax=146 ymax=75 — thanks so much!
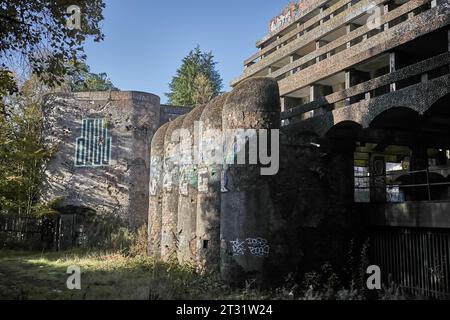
xmin=370 ymin=227 xmax=450 ymax=299
xmin=355 ymin=166 xmax=450 ymax=202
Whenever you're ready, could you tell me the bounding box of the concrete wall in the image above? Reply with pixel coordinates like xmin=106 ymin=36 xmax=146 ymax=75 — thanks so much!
xmin=41 ymin=91 xmax=188 ymax=230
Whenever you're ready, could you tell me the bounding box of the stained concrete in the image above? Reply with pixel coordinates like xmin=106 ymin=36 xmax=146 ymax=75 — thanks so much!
xmin=196 ymin=94 xmax=229 ymax=273
xmin=148 ymin=122 xmax=170 ymax=257
xmin=220 ymin=78 xmax=281 ymax=287
xmin=177 ymin=104 xmax=207 ymax=264
xmin=161 ymin=115 xmax=186 ymax=260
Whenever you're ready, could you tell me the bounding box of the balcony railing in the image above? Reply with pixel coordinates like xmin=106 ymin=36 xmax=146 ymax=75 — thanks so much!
xmin=281 ymin=51 xmax=450 ymax=124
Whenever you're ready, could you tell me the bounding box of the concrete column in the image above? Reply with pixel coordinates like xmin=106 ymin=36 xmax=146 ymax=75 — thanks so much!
xmin=319 ymin=7 xmax=325 ymax=25
xmin=161 ymin=115 xmax=186 ymax=261
xmin=383 ymin=4 xmax=390 ymax=31
xmin=177 ymin=104 xmax=207 ymax=264
xmin=196 ymin=94 xmax=229 ymax=273
xmin=369 ymin=154 xmax=386 ymax=203
xmin=346 ymin=24 xmax=357 ymax=49
xmin=345 ymin=69 xmax=371 ymax=105
xmin=316 ymin=40 xmax=328 ymax=63
xmin=148 ymin=122 xmax=170 ymax=258
xmin=220 ymin=78 xmax=280 ymax=287
xmin=389 ymin=52 xmax=397 ymax=92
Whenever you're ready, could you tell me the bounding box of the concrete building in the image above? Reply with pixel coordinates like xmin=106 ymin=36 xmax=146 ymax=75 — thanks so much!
xmin=41 ymin=91 xmax=189 ymax=246
xmin=232 ymin=0 xmax=450 ymax=297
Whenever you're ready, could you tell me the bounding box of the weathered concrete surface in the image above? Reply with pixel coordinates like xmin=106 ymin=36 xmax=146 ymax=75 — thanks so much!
xmin=42 ymin=91 xmax=161 ymax=229
xmin=161 ymin=115 xmax=186 ymax=260
xmin=196 ymin=94 xmax=229 ymax=273
xmin=270 ymin=132 xmax=365 ymax=279
xmin=284 ymin=74 xmax=450 ymax=137
xmin=220 ymin=78 xmax=280 ymax=287
xmin=160 ymin=105 xmax=191 ymax=124
xmin=177 ymin=104 xmax=207 ymax=264
xmin=148 ymin=122 xmax=170 ymax=257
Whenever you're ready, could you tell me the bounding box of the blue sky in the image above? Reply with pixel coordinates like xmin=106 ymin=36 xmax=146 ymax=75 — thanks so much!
xmin=83 ymin=0 xmax=289 ymax=103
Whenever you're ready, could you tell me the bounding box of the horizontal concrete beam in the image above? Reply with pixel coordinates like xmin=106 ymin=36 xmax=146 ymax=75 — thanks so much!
xmin=362 ymin=201 xmax=450 ymax=228
xmin=271 ymin=0 xmax=430 ymax=81
xmin=246 ymin=0 xmax=353 ymax=66
xmin=281 ymin=51 xmax=450 ymax=120
xmin=278 ymin=3 xmax=450 ymax=96
xmin=233 ymin=0 xmax=390 ymax=86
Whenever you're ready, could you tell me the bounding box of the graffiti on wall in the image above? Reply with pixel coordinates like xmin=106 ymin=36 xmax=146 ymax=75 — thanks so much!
xmin=149 ymin=156 xmax=162 ymax=196
xmin=269 ymin=2 xmax=301 ymax=34
xmin=230 ymin=237 xmax=270 ymax=257
xmin=75 ymin=118 xmax=112 ymax=167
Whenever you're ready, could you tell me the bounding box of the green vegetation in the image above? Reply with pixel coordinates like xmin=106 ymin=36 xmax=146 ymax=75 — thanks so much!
xmin=65 ymin=60 xmax=118 ymax=92
xmin=0 ymin=248 xmax=421 ymax=300
xmin=166 ymin=45 xmax=223 ymax=107
xmin=0 ymin=0 xmax=106 ymax=103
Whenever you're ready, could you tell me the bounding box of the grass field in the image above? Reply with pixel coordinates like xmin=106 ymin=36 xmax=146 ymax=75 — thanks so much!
xmin=0 ymin=249 xmax=419 ymax=300
xmin=0 ymin=249 xmax=239 ymax=300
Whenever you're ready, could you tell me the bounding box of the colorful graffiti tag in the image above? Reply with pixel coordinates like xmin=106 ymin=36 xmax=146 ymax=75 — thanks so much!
xmin=75 ymin=118 xmax=112 ymax=167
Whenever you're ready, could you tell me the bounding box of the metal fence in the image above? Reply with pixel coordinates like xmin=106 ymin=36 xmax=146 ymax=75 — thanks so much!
xmin=0 ymin=212 xmax=67 ymax=250
xmin=370 ymin=227 xmax=450 ymax=299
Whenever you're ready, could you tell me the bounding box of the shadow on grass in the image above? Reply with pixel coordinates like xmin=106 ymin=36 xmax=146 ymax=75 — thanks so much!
xmin=0 ymin=249 xmax=228 ymax=300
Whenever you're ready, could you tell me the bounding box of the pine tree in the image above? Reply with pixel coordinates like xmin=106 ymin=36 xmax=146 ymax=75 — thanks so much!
xmin=166 ymin=46 xmax=223 ymax=107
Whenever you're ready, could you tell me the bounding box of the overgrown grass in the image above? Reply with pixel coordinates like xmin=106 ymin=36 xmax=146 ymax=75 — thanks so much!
xmin=0 ymin=248 xmax=428 ymax=300
xmin=0 ymin=249 xmax=232 ymax=300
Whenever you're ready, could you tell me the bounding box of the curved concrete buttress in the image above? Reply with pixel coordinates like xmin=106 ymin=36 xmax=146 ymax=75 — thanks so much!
xmin=177 ymin=104 xmax=207 ymax=264
xmin=161 ymin=115 xmax=186 ymax=261
xmin=220 ymin=77 xmax=281 ymax=286
xmin=196 ymin=94 xmax=229 ymax=273
xmin=148 ymin=122 xmax=170 ymax=257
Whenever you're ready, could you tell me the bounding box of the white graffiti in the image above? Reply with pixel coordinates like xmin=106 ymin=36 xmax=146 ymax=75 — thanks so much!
xmin=230 ymin=237 xmax=270 ymax=257
xmin=230 ymin=239 xmax=246 ymax=256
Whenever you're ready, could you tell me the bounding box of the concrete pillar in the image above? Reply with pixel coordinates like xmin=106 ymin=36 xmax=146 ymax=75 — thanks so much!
xmin=161 ymin=115 xmax=186 ymax=261
xmin=310 ymin=84 xmax=332 ymax=116
xmin=148 ymin=122 xmax=170 ymax=257
xmin=316 ymin=40 xmax=328 ymax=63
xmin=389 ymin=52 xmax=397 ymax=92
xmin=177 ymin=105 xmax=207 ymax=264
xmin=345 ymin=69 xmax=371 ymax=105
xmin=346 ymin=24 xmax=357 ymax=49
xmin=196 ymin=94 xmax=229 ymax=273
xmin=220 ymin=78 xmax=280 ymax=287
xmin=383 ymin=4 xmax=390 ymax=31
xmin=369 ymin=154 xmax=386 ymax=203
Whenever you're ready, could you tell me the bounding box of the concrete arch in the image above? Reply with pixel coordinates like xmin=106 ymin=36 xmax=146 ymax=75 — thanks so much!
xmin=289 ymin=74 xmax=450 ymax=137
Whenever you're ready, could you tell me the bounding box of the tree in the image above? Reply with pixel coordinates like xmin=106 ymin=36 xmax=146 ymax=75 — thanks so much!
xmin=0 ymin=0 xmax=106 ymax=103
xmin=192 ymin=73 xmax=214 ymax=106
xmin=166 ymin=46 xmax=223 ymax=107
xmin=0 ymin=79 xmax=52 ymax=215
xmin=65 ymin=60 xmax=118 ymax=92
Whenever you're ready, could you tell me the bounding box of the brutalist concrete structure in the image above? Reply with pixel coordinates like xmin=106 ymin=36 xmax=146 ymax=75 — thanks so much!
xmin=161 ymin=115 xmax=186 ymax=260
xmin=220 ymin=78 xmax=280 ymax=287
xmin=196 ymin=94 xmax=229 ymax=273
xmin=177 ymin=104 xmax=207 ymax=264
xmin=231 ymin=0 xmax=450 ymax=296
xmin=42 ymin=91 xmax=189 ymax=240
xmin=148 ymin=122 xmax=170 ymax=257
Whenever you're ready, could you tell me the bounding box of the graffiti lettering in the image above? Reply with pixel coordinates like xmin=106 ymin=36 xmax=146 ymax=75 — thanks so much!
xmin=230 ymin=237 xmax=270 ymax=257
